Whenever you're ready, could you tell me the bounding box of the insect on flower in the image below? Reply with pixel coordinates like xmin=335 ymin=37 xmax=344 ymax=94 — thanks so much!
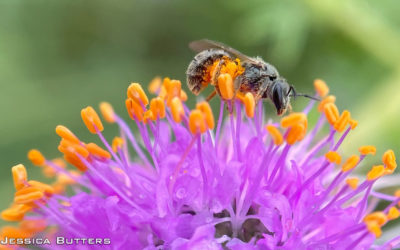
xmin=186 ymin=39 xmax=319 ymax=115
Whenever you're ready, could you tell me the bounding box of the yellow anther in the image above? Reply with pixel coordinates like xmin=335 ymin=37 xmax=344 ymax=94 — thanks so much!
xmin=86 ymin=143 xmax=111 ymax=159
xmin=1 ymin=207 xmax=25 ymax=222
xmin=244 ymin=92 xmax=255 ymax=118
xmin=218 ymin=73 xmax=234 ymax=100
xmin=14 ymin=187 xmax=44 ymax=204
xmin=27 ymin=149 xmax=45 ymax=166
xmin=55 ymin=125 xmax=80 ymax=144
xmin=367 ymin=165 xmax=385 ymax=181
xmin=314 ymin=79 xmax=329 ymax=97
xmin=99 ymin=102 xmax=115 ymax=123
xmin=180 ymin=90 xmax=188 ymax=102
xmin=346 ymin=177 xmax=359 ymax=190
xmin=286 ymin=123 xmax=306 ymax=145
xmin=364 ymin=212 xmax=387 ymax=226
xmin=158 ymin=85 xmax=168 ymax=100
xmin=265 ymin=125 xmax=283 ymax=146
xmin=323 ymin=103 xmax=340 ymax=126
xmin=349 ymin=119 xmax=358 ymax=129
xmin=148 ymin=76 xmax=162 ymax=94
xmin=81 ymin=106 xmax=104 ymax=134
xmin=196 ymin=102 xmax=215 ymax=130
xmin=280 ymin=113 xmax=307 ymax=128
xmin=359 ymin=146 xmax=376 ymax=156
xmin=383 ymin=150 xmax=397 ymax=171
xmin=388 ymin=207 xmax=400 ymax=220
xmin=165 ymin=79 xmax=182 ymax=106
xmin=235 ymin=92 xmax=246 ymax=103
xmin=318 ymin=95 xmax=336 ymax=112
xmin=112 ymin=137 xmax=124 ymax=153
xmin=27 ymin=180 xmax=54 ymax=196
xmin=143 ymin=110 xmax=155 ymax=124
xmin=325 ymin=151 xmax=341 ymax=164
xmin=171 ymin=97 xmax=184 ymax=123
xmin=333 ymin=110 xmax=351 ymax=132
xmin=341 ymin=155 xmax=360 ymax=172
xmin=12 ymin=164 xmax=27 ymax=191
xmin=58 ymin=139 xmax=89 ymax=158
xmin=150 ymin=97 xmax=166 ymax=119
xmin=64 ymin=154 xmax=87 ymax=172
xmin=125 ymin=98 xmax=144 ymax=121
xmin=189 ymin=109 xmax=207 ymax=134
xmin=127 ymin=83 xmax=149 ymax=106
xmin=366 ymin=221 xmax=382 ymax=238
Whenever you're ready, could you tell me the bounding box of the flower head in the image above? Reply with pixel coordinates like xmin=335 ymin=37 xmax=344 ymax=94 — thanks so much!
xmin=1 ymin=77 xmax=400 ymax=249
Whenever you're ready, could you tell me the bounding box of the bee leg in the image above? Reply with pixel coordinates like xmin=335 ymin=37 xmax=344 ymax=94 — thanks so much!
xmin=254 ymin=80 xmax=269 ymax=103
xmin=206 ymin=90 xmax=217 ymax=102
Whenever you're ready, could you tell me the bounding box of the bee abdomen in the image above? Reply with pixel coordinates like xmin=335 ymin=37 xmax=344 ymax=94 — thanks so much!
xmin=186 ymin=49 xmax=231 ymax=95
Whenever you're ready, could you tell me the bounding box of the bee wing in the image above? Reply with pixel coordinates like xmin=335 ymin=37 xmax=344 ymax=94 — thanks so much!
xmin=189 ymin=39 xmax=258 ymax=63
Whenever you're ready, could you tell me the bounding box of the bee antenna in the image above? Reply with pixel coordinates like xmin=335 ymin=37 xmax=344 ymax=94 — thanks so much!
xmin=288 ymin=85 xmax=321 ymax=101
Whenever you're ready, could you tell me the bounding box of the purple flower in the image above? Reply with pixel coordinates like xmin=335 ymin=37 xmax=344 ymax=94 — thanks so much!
xmin=1 ymin=77 xmax=400 ymax=250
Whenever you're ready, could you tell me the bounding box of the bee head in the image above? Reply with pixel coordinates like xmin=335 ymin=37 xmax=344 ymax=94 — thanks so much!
xmin=270 ymin=78 xmax=290 ymax=116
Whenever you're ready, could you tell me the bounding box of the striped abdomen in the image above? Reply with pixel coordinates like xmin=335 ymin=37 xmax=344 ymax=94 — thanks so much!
xmin=186 ymin=49 xmax=231 ymax=95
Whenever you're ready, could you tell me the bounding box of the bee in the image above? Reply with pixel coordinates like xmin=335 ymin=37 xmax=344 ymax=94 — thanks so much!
xmin=186 ymin=39 xmax=318 ymax=115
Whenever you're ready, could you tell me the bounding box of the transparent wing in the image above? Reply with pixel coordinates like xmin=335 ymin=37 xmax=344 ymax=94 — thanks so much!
xmin=189 ymin=39 xmax=257 ymax=63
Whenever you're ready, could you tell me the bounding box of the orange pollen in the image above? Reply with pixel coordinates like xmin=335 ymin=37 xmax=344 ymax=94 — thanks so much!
xmin=127 ymin=83 xmax=149 ymax=106
xmin=81 ymin=106 xmax=104 ymax=134
xmin=218 ymin=73 xmax=234 ymax=100
xmin=99 ymin=102 xmax=116 ymax=123
xmin=14 ymin=187 xmax=44 ymax=204
xmin=143 ymin=110 xmax=155 ymax=124
xmin=364 ymin=212 xmax=387 ymax=226
xmin=27 ymin=180 xmax=54 ymax=196
xmin=265 ymin=125 xmax=283 ymax=146
xmin=1 ymin=207 xmax=25 ymax=222
xmin=349 ymin=119 xmax=358 ymax=129
xmin=165 ymin=80 xmax=182 ymax=106
xmin=59 ymin=139 xmax=89 ymax=158
xmin=86 ymin=143 xmax=111 ymax=159
xmin=171 ymin=97 xmax=184 ymax=123
xmin=55 ymin=125 xmax=80 ymax=144
xmin=189 ymin=109 xmax=207 ymax=135
xmin=64 ymin=154 xmax=88 ymax=172
xmin=313 ymin=79 xmax=329 ymax=97
xmin=323 ymin=103 xmax=340 ymax=125
xmin=196 ymin=102 xmax=215 ymax=130
xmin=244 ymin=92 xmax=256 ymax=118
xmin=180 ymin=90 xmax=188 ymax=102
xmin=286 ymin=123 xmax=306 ymax=145
xmin=125 ymin=98 xmax=144 ymax=122
xmin=359 ymin=145 xmax=377 ymax=156
xmin=280 ymin=112 xmax=307 ymax=128
xmin=325 ymin=151 xmax=341 ymax=164
xmin=365 ymin=221 xmax=382 ymax=238
xmin=382 ymin=149 xmax=397 ymax=171
xmin=112 ymin=137 xmax=124 ymax=153
xmin=150 ymin=97 xmax=166 ymax=119
xmin=318 ymin=95 xmax=336 ymax=112
xmin=12 ymin=164 xmax=27 ymax=191
xmin=341 ymin=155 xmax=360 ymax=172
xmin=27 ymin=149 xmax=45 ymax=166
xmin=333 ymin=110 xmax=351 ymax=132
xmin=346 ymin=177 xmax=359 ymax=190
xmin=388 ymin=207 xmax=400 ymax=220
xmin=367 ymin=165 xmax=385 ymax=181
xmin=148 ymin=76 xmax=162 ymax=94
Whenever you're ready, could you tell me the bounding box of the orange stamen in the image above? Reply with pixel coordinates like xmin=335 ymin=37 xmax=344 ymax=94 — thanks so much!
xmin=27 ymin=149 xmax=45 ymax=166
xmin=313 ymin=79 xmax=329 ymax=97
xmin=365 ymin=221 xmax=382 ymax=238
xmin=81 ymin=106 xmax=104 ymax=134
xmin=364 ymin=212 xmax=387 ymax=226
xmin=325 ymin=151 xmax=341 ymax=164
xmin=14 ymin=187 xmax=44 ymax=204
xmin=148 ymin=76 xmax=162 ymax=94
xmin=20 ymin=219 xmax=47 ymax=233
xmin=27 ymin=180 xmax=54 ymax=196
xmin=323 ymin=103 xmax=340 ymax=125
xmin=346 ymin=177 xmax=359 ymax=190
xmin=367 ymin=165 xmax=385 ymax=181
xmin=349 ymin=119 xmax=358 ymax=129
xmin=126 ymin=98 xmax=144 ymax=121
xmin=112 ymin=137 xmax=124 ymax=153
xmin=318 ymin=95 xmax=336 ymax=112
xmin=64 ymin=154 xmax=87 ymax=172
xmin=12 ymin=164 xmax=27 ymax=191
xmin=382 ymin=150 xmax=397 ymax=171
xmin=58 ymin=139 xmax=89 ymax=158
xmin=265 ymin=125 xmax=283 ymax=146
xmin=333 ymin=110 xmax=351 ymax=132
xmin=165 ymin=80 xmax=182 ymax=106
xmin=180 ymin=90 xmax=188 ymax=102
xmin=189 ymin=109 xmax=207 ymax=134
xmin=1 ymin=208 xmax=25 ymax=222
xmin=286 ymin=123 xmax=306 ymax=145
xmin=99 ymin=102 xmax=115 ymax=123
xmin=218 ymin=73 xmax=234 ymax=100
xmin=280 ymin=113 xmax=307 ymax=128
xmin=341 ymin=155 xmax=360 ymax=172
xmin=359 ymin=145 xmax=377 ymax=156
xmin=244 ymin=92 xmax=255 ymax=118
xmin=1 ymin=226 xmax=32 ymax=239
xmin=150 ymin=97 xmax=166 ymax=119
xmin=388 ymin=207 xmax=400 ymax=220
xmin=196 ymin=102 xmax=215 ymax=130
xmin=127 ymin=83 xmax=149 ymax=106
xmin=86 ymin=143 xmax=111 ymax=159
xmin=171 ymin=97 xmax=184 ymax=123
xmin=55 ymin=125 xmax=80 ymax=144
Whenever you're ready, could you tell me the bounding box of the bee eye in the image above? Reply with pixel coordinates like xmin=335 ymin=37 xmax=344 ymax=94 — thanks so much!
xmin=272 ymin=86 xmax=283 ymax=110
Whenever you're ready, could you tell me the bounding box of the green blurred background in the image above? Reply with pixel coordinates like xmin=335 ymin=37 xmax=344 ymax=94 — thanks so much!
xmin=1 ymin=0 xmax=399 ymax=239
